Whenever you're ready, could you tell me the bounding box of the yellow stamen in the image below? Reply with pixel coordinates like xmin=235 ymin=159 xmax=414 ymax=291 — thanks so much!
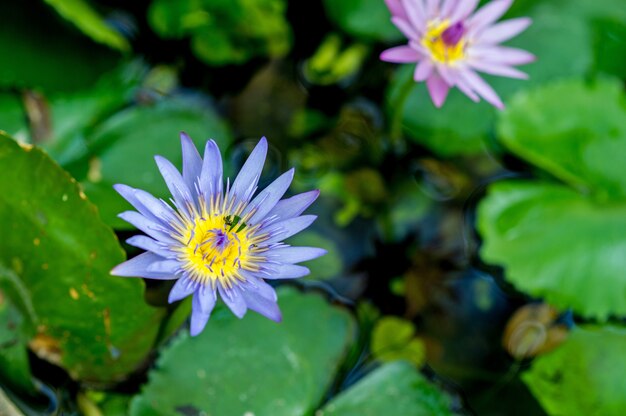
xmin=422 ymin=20 xmax=465 ymax=64
xmin=176 ymin=194 xmax=265 ymax=288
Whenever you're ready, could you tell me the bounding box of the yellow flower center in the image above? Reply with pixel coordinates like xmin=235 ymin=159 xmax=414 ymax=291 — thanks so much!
xmin=422 ymin=20 xmax=466 ymax=64
xmin=175 ymin=197 xmax=266 ymax=287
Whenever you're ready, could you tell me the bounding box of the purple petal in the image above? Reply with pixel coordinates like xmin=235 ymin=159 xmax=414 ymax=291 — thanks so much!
xmin=113 ymin=184 xmax=145 ymax=213
xmin=244 ymin=168 xmax=294 ymax=225
xmin=468 ymin=0 xmax=513 ymax=34
xmin=132 ymin=188 xmax=178 ymax=226
xmin=196 ymin=286 xmax=217 ymax=314
xmin=126 ymin=235 xmax=172 ymax=258
xmin=265 ymin=246 xmax=327 ymax=264
xmin=242 ymin=275 xmax=278 ymax=301
xmin=401 ymin=0 xmax=427 ymax=30
xmin=414 ymin=60 xmax=433 ymax=81
xmin=118 ymin=211 xmax=176 ymax=243
xmin=262 ymin=215 xmax=317 ymax=245
xmin=469 ymin=60 xmax=528 ymax=79
xmin=111 ymin=252 xmax=176 ymax=279
xmin=448 ymin=0 xmax=479 ymax=23
xmin=218 ymin=285 xmax=247 ymax=318
xmin=391 ymin=17 xmax=420 ymax=39
xmin=155 ymin=155 xmax=194 ymax=211
xmin=426 ymin=72 xmax=450 ymax=108
xmin=380 ymin=45 xmax=420 ymax=63
xmin=180 ymin=132 xmax=202 ymax=193
xmin=475 ymin=18 xmax=532 ymax=44
xmin=229 ymin=137 xmax=268 ymax=204
xmin=241 ymin=290 xmax=282 ymax=322
xmin=147 ymin=260 xmax=180 ymax=274
xmin=168 ymin=277 xmax=197 ymax=303
xmin=268 ymin=190 xmax=319 ymax=221
xmin=199 ymin=139 xmax=223 ymax=198
xmin=263 ymin=264 xmax=310 ymax=280
xmin=459 ymin=69 xmax=504 ymax=109
xmin=190 ymin=310 xmax=210 ymax=336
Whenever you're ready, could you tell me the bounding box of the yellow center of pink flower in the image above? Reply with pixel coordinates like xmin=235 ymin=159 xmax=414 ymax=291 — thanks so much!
xmin=422 ymin=20 xmax=466 ymax=64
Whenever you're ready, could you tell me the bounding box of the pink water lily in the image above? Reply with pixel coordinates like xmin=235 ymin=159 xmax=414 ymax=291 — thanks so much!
xmin=381 ymin=0 xmax=535 ymax=109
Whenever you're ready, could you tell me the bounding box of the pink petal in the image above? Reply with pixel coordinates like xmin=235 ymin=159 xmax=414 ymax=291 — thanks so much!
xmin=441 ymin=0 xmax=458 ymax=18
xmin=401 ymin=0 xmax=427 ymax=30
xmin=470 ymin=46 xmax=536 ymax=65
xmin=459 ymin=69 xmax=504 ymax=109
xmin=468 ymin=0 xmax=513 ymax=34
xmin=426 ymin=0 xmax=441 ymax=17
xmin=436 ymin=64 xmax=458 ymax=85
xmin=469 ymin=60 xmax=529 ymax=79
xmin=448 ymin=0 xmax=480 ymax=23
xmin=385 ymin=0 xmax=408 ymax=20
xmin=476 ymin=18 xmax=532 ymax=44
xmin=426 ymin=73 xmax=451 ymax=108
xmin=392 ymin=16 xmax=420 ymax=39
xmin=414 ymin=60 xmax=434 ymax=81
xmin=455 ymin=75 xmax=481 ymax=102
xmin=380 ymin=45 xmax=420 ymax=63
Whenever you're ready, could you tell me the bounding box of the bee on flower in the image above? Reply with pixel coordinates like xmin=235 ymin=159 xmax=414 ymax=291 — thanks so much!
xmin=111 ymin=134 xmax=325 ymax=336
xmin=381 ymin=0 xmax=535 ymax=108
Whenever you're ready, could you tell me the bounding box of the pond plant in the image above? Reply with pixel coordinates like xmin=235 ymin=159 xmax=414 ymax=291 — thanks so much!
xmin=0 ymin=0 xmax=625 ymax=415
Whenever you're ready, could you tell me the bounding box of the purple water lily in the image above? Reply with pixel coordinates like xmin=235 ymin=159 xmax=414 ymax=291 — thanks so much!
xmin=111 ymin=134 xmax=325 ymax=336
xmin=381 ymin=0 xmax=535 ymax=108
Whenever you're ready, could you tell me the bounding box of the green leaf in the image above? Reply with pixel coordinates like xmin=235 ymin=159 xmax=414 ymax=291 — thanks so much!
xmin=42 ymin=61 xmax=147 ymax=166
xmin=478 ymin=181 xmax=626 ymax=320
xmin=42 ymin=0 xmax=130 ymax=52
xmin=322 ymin=0 xmax=402 ymax=42
xmin=130 ymin=288 xmax=355 ymax=416
xmin=498 ymin=78 xmax=626 ymax=199
xmin=387 ymin=1 xmax=592 ymax=156
xmin=0 ymin=288 xmax=33 ymax=393
xmin=523 ymin=325 xmax=626 ymax=416
xmin=319 ymin=361 xmax=456 ymax=416
xmin=78 ymin=97 xmax=232 ymax=229
xmin=0 ymin=94 xmax=28 ymax=140
xmin=0 ymin=1 xmax=119 ymax=93
xmin=0 ymin=134 xmax=164 ymax=384
xmin=148 ymin=0 xmax=291 ymax=66
xmin=371 ymin=317 xmax=425 ymax=367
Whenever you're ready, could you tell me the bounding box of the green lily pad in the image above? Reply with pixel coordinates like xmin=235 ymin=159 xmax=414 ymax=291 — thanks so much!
xmin=0 ymin=134 xmax=164 ymax=384
xmin=478 ymin=181 xmax=626 ymax=320
xmin=498 ymin=78 xmax=626 ymax=199
xmin=42 ymin=0 xmax=130 ymax=51
xmin=78 ymin=97 xmax=232 ymax=229
xmin=523 ymin=325 xmax=626 ymax=416
xmin=0 ymin=287 xmax=33 ymax=393
xmin=319 ymin=361 xmax=456 ymax=416
xmin=148 ymin=0 xmax=291 ymax=66
xmin=130 ymin=288 xmax=355 ymax=416
xmin=323 ymin=0 xmax=402 ymax=42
